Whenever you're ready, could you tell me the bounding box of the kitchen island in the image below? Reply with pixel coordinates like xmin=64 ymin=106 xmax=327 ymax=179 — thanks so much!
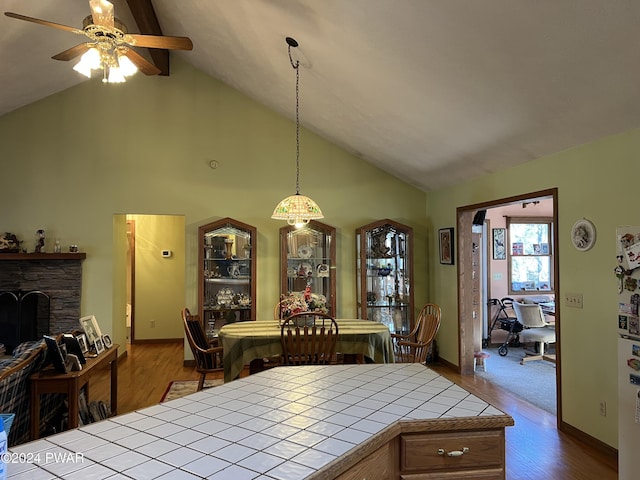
xmin=8 ymin=363 xmax=513 ymax=479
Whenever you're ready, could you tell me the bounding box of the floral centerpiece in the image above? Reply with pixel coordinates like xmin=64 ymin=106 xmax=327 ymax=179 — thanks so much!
xmin=279 ymin=285 xmax=328 ymax=322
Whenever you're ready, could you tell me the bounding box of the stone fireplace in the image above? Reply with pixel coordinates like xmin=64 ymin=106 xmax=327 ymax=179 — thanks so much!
xmin=0 ymin=253 xmax=85 ymax=352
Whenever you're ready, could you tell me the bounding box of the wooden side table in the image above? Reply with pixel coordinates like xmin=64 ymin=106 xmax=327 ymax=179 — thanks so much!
xmin=30 ymin=344 xmax=118 ymax=440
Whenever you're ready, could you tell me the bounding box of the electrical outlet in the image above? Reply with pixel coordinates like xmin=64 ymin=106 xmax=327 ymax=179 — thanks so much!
xmin=599 ymin=401 xmax=607 ymax=416
xmin=564 ymin=292 xmax=583 ymax=308
xmin=150 ymin=320 xmax=156 ymax=328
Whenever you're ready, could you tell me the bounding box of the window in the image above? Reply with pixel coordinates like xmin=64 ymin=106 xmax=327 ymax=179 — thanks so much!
xmin=507 ymin=217 xmax=554 ymax=293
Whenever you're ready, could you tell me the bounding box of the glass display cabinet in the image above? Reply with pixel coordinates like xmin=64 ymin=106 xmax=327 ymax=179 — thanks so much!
xmin=356 ymin=219 xmax=413 ymax=333
xmin=280 ymin=221 xmax=336 ymax=316
xmin=198 ymin=218 xmax=256 ymax=331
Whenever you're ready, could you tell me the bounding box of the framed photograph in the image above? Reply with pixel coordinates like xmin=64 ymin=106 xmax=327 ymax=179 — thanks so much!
xmin=102 ymin=334 xmax=113 ymax=349
xmin=76 ymin=334 xmax=88 ymax=353
xmin=79 ymin=315 xmax=102 ymax=346
xmin=439 ymin=228 xmax=454 ymax=265
xmin=94 ymin=336 xmax=105 ymax=355
xmin=44 ymin=335 xmax=67 ymax=374
xmin=63 ymin=333 xmax=86 ymax=364
xmin=492 ymin=228 xmax=506 ymax=260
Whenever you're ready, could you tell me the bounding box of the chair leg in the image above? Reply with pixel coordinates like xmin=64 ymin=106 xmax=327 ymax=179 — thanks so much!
xmin=197 ymin=374 xmax=206 ymax=391
xmin=521 ymin=342 xmax=553 ymax=364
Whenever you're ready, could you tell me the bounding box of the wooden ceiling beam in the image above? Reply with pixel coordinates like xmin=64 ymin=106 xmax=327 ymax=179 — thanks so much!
xmin=125 ymin=0 xmax=170 ymax=76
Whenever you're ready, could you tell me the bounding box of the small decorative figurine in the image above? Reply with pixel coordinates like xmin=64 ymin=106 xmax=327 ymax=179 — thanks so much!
xmin=35 ymin=229 xmax=45 ymax=253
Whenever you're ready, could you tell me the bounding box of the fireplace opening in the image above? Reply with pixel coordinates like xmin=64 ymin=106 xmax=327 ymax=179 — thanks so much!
xmin=0 ymin=290 xmax=50 ymax=354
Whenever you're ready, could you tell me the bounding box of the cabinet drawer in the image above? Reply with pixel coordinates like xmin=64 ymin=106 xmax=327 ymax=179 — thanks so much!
xmin=400 ymin=467 xmax=504 ymax=480
xmin=401 ymin=429 xmax=504 ymax=472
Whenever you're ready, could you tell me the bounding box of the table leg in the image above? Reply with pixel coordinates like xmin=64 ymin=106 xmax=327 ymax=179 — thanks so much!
xmin=110 ymin=355 xmax=118 ymax=416
xmin=67 ymin=380 xmax=80 ymax=430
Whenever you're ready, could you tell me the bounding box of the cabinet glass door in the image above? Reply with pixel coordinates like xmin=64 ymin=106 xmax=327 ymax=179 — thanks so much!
xmin=198 ymin=218 xmax=256 ymax=330
xmin=356 ymin=219 xmax=413 ymax=333
xmin=280 ymin=221 xmax=336 ymax=316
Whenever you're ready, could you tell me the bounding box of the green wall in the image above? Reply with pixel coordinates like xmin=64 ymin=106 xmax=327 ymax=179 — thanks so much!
xmin=427 ymin=128 xmax=640 ymax=448
xmin=0 ymin=58 xmax=427 ymax=353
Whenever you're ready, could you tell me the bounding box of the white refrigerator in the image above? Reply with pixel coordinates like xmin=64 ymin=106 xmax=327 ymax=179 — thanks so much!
xmin=616 ymin=226 xmax=640 ymax=479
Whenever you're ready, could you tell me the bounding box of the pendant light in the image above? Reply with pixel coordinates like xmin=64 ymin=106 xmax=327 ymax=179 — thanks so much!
xmin=271 ymin=36 xmax=324 ymax=228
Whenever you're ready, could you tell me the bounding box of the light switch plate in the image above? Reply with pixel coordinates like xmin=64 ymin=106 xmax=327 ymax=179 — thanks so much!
xmin=564 ymin=292 xmax=583 ymax=308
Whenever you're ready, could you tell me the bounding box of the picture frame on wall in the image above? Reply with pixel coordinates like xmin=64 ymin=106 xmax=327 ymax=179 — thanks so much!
xmin=439 ymin=227 xmax=455 ymax=265
xmin=493 ymin=228 xmax=506 ymax=260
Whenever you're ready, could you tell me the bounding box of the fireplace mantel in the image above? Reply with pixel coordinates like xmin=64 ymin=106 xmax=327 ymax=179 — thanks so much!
xmin=0 ymin=253 xmax=86 ymax=260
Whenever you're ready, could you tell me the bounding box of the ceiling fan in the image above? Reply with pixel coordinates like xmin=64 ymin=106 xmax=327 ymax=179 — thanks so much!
xmin=4 ymin=0 xmax=193 ymax=83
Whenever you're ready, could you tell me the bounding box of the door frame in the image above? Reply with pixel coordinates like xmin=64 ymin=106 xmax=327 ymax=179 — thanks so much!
xmin=126 ymin=219 xmax=136 ymax=343
xmin=456 ymin=188 xmax=561 ymax=426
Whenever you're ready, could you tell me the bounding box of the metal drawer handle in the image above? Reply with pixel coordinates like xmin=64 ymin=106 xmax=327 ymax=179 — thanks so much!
xmin=437 ymin=447 xmax=469 ymax=457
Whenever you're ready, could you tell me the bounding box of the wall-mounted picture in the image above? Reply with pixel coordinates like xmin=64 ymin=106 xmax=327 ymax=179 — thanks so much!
xmin=79 ymin=315 xmax=102 ymax=346
xmin=492 ymin=228 xmax=506 ymax=260
xmin=439 ymin=228 xmax=454 ymax=265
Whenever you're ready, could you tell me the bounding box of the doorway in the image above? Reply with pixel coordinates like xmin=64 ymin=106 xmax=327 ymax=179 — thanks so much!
xmin=122 ymin=214 xmax=186 ymax=344
xmin=457 ymin=188 xmax=561 ymax=424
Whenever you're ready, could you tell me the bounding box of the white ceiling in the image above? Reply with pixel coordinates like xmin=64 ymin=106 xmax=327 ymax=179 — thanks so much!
xmin=2 ymin=0 xmax=639 ymax=191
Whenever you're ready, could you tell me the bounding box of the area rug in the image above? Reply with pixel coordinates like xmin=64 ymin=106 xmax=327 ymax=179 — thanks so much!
xmin=161 ymin=379 xmax=224 ymax=402
xmin=475 ymin=345 xmax=557 ymax=415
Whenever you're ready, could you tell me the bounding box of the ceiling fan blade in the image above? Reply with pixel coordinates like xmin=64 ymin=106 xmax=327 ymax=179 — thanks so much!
xmin=52 ymin=43 xmax=90 ymax=61
xmin=127 ymin=33 xmax=193 ymax=50
xmin=89 ymin=0 xmax=114 ymax=28
xmin=4 ymin=12 xmax=81 ymax=34
xmin=121 ymin=49 xmax=161 ymax=75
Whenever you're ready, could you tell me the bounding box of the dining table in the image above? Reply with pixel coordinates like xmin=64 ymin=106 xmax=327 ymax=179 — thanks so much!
xmin=218 ymin=318 xmax=394 ymax=382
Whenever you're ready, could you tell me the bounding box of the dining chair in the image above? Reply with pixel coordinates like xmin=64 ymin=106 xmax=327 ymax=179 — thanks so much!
xmin=512 ymin=302 xmax=556 ymax=365
xmin=391 ymin=303 xmax=441 ymax=363
xmin=280 ymin=312 xmax=338 ymax=365
xmin=181 ymin=308 xmax=224 ymax=390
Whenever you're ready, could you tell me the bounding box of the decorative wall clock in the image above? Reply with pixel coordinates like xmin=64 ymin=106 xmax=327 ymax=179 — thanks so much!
xmin=571 ymin=219 xmax=596 ymax=251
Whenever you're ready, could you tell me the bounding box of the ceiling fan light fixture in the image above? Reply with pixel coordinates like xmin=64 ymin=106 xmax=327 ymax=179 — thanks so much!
xmin=106 ymin=65 xmax=126 ymax=83
xmin=5 ymin=0 xmax=194 ymax=84
xmin=72 ymin=47 xmax=101 ymax=78
xmin=271 ymin=36 xmax=324 ymax=227
xmin=116 ymin=52 xmax=138 ymax=77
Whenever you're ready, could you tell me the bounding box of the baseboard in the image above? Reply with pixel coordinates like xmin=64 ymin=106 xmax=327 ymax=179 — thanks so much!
xmin=132 ymin=338 xmax=183 ymax=344
xmin=432 ymin=356 xmax=459 ymax=373
xmin=116 ymin=350 xmax=128 ymax=363
xmin=559 ymin=420 xmax=618 ymax=470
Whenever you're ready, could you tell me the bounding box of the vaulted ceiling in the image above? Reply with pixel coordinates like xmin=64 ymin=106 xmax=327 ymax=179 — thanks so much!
xmin=2 ymin=0 xmax=639 ymax=191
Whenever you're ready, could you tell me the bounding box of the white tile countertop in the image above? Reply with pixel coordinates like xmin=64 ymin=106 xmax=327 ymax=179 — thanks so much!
xmin=7 ymin=363 xmax=511 ymax=479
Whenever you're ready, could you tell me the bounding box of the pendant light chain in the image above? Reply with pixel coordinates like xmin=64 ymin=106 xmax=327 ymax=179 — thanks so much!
xmin=271 ymin=37 xmax=324 ymax=225
xmin=289 ymin=42 xmax=301 ymax=196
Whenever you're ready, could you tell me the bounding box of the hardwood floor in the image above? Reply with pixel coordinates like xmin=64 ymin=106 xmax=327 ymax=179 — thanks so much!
xmin=91 ymin=343 xmax=617 ymax=480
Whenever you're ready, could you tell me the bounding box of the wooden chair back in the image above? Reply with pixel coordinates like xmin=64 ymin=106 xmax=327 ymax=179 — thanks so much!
xmin=392 ymin=303 xmax=441 ymax=363
xmin=280 ymin=312 xmax=338 ymax=365
xmin=182 ymin=308 xmax=223 ymax=390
